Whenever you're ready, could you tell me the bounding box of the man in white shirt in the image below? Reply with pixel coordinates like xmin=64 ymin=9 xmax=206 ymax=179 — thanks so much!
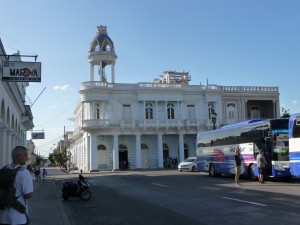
xmin=0 ymin=146 xmax=34 ymax=225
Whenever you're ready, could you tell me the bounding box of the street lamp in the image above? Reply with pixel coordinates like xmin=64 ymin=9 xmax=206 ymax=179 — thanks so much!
xmin=211 ymin=111 xmax=217 ymax=130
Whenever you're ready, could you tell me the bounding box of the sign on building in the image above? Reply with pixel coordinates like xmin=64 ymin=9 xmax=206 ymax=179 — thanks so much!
xmin=31 ymin=132 xmax=45 ymax=139
xmin=2 ymin=61 xmax=41 ymax=82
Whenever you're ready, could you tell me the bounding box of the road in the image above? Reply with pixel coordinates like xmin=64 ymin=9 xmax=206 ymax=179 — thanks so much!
xmin=53 ymin=170 xmax=300 ymax=225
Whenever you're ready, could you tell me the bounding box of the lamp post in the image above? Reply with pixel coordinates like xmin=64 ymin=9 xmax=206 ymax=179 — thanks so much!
xmin=211 ymin=111 xmax=217 ymax=130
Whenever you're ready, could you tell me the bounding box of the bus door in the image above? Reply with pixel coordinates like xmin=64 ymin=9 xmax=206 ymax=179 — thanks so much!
xmin=263 ymin=137 xmax=272 ymax=176
xmin=289 ymin=115 xmax=300 ymax=177
xmin=272 ymin=133 xmax=290 ymax=177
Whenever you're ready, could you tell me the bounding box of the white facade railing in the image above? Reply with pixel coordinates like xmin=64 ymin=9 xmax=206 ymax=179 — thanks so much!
xmin=80 ymin=81 xmax=278 ymax=93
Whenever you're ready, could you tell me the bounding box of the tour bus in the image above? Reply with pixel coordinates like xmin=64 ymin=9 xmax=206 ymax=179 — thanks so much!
xmin=196 ymin=119 xmax=290 ymax=180
xmin=289 ymin=113 xmax=300 ymax=178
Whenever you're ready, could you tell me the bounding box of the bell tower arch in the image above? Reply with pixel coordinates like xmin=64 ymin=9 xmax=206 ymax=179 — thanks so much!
xmin=88 ymin=25 xmax=117 ymax=83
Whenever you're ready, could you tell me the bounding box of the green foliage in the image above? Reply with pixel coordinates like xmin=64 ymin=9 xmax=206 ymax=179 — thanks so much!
xmin=281 ymin=107 xmax=290 ymax=119
xmin=35 ymin=155 xmax=43 ymax=166
xmin=50 ymin=148 xmax=68 ymax=168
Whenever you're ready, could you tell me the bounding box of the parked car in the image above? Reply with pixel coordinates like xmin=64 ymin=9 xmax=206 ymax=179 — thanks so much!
xmin=178 ymin=157 xmax=198 ymax=172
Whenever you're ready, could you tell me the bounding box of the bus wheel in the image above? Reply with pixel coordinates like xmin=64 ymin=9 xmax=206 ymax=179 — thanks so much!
xmin=248 ymin=164 xmax=256 ymax=181
xmin=209 ymin=164 xmax=215 ymax=177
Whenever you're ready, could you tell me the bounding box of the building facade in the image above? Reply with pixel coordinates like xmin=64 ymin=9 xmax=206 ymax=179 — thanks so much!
xmin=0 ymin=39 xmax=34 ymax=167
xmin=69 ymin=26 xmax=280 ymax=172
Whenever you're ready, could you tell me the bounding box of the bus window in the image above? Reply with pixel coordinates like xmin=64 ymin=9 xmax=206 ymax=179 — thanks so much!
xmin=273 ymin=134 xmax=289 ymax=161
xmin=292 ymin=119 xmax=300 ymax=138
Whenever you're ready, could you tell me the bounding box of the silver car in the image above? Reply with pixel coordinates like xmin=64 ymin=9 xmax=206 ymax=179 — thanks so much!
xmin=178 ymin=157 xmax=197 ymax=172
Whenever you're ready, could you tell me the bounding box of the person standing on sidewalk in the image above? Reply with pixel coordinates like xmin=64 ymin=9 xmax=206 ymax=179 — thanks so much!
xmin=257 ymin=149 xmax=267 ymax=184
xmin=234 ymin=146 xmax=242 ymax=186
xmin=42 ymin=168 xmax=47 ymax=181
xmin=0 ymin=146 xmax=34 ymax=225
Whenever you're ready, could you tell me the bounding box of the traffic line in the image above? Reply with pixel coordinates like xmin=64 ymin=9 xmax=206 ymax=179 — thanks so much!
xmin=152 ymin=183 xmax=167 ymax=188
xmin=222 ymin=196 xmax=267 ymax=207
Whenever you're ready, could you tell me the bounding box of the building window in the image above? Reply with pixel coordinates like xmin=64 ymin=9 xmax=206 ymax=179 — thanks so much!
xmin=123 ymin=104 xmax=131 ymax=120
xmin=251 ymin=106 xmax=260 ymax=119
xmin=227 ymin=103 xmax=236 ymax=120
xmin=184 ymin=143 xmax=189 ymax=159
xmin=187 ymin=105 xmax=195 ymax=119
xmin=141 ymin=143 xmax=148 ymax=149
xmin=145 ymin=103 xmax=153 ymax=119
xmin=96 ymin=103 xmax=100 ymax=119
xmin=167 ymin=103 xmax=175 ymax=119
xmin=97 ymin=144 xmax=106 ymax=150
xmin=208 ymin=103 xmax=215 ymax=119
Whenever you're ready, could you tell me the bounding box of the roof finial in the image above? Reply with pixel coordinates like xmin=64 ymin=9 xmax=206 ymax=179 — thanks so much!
xmin=97 ymin=25 xmax=107 ymax=34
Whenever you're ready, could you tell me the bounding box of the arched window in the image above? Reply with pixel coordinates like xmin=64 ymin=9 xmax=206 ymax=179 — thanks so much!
xmin=119 ymin=144 xmax=127 ymax=150
xmin=145 ymin=103 xmax=153 ymax=119
xmin=167 ymin=103 xmax=174 ymax=119
xmin=226 ymin=102 xmax=237 ymax=124
xmin=251 ymin=106 xmax=260 ymax=119
xmin=97 ymin=144 xmax=106 ymax=150
xmin=208 ymin=103 xmax=215 ymax=119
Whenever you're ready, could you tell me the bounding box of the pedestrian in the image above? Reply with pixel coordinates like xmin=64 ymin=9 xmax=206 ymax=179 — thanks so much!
xmin=42 ymin=168 xmax=47 ymax=181
xmin=34 ymin=164 xmax=41 ymax=181
xmin=257 ymin=149 xmax=268 ymax=183
xmin=234 ymin=146 xmax=242 ymax=186
xmin=26 ymin=164 xmax=32 ymax=174
xmin=0 ymin=146 xmax=34 ymax=225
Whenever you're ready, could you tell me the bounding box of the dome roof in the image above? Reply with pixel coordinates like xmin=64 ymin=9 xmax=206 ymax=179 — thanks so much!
xmin=89 ymin=25 xmax=115 ymax=53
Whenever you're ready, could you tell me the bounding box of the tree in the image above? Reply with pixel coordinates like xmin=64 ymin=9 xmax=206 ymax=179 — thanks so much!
xmin=281 ymin=107 xmax=290 ymax=118
xmin=50 ymin=148 xmax=68 ymax=168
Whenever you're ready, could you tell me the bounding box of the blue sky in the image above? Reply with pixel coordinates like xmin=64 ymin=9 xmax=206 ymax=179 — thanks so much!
xmin=1 ymin=0 xmax=300 ymax=156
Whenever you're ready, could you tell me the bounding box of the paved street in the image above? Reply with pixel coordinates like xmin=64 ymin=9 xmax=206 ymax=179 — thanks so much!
xmin=27 ymin=168 xmax=300 ymax=225
xmin=29 ymin=167 xmax=74 ymax=225
xmin=54 ymin=170 xmax=300 ymax=225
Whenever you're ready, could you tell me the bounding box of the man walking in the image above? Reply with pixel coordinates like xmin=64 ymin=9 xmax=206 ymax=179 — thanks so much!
xmin=0 ymin=146 xmax=34 ymax=225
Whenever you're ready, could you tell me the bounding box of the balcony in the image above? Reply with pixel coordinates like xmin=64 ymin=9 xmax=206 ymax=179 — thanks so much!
xmin=120 ymin=120 xmax=135 ymax=130
xmin=21 ymin=105 xmax=34 ymax=130
xmin=82 ymin=119 xmax=110 ymax=129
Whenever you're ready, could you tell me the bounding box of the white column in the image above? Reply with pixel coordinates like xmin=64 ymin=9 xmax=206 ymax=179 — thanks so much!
xmin=0 ymin=126 xmax=6 ymax=167
xmin=157 ymin=133 xmax=163 ymax=168
xmin=112 ymin=134 xmax=119 ymax=171
xmin=179 ymin=133 xmax=184 ymax=162
xmin=99 ymin=61 xmax=103 ymax=81
xmin=89 ymin=134 xmax=97 ymax=171
xmin=143 ymin=101 xmax=145 ymax=125
xmin=136 ymin=134 xmax=141 ymax=169
xmin=6 ymin=129 xmax=12 ymax=164
xmin=112 ymin=62 xmax=115 ymax=83
xmin=273 ymin=100 xmax=276 ymax=118
xmin=155 ymin=101 xmax=158 ymax=124
xmin=90 ymin=63 xmax=94 ymax=81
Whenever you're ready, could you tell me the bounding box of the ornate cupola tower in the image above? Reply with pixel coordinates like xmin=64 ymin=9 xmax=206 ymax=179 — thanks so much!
xmin=88 ymin=25 xmax=117 ymax=83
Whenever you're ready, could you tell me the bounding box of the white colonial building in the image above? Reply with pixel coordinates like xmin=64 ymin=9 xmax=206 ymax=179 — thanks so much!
xmin=69 ymin=26 xmax=280 ymax=172
xmin=0 ymin=39 xmax=34 ymax=167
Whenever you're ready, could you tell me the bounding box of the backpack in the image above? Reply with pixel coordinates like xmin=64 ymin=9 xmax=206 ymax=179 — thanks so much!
xmin=0 ymin=165 xmax=26 ymax=214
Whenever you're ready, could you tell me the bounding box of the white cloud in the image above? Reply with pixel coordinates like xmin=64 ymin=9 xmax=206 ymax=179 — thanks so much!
xmin=292 ymin=100 xmax=299 ymax=105
xmin=54 ymin=84 xmax=70 ymax=90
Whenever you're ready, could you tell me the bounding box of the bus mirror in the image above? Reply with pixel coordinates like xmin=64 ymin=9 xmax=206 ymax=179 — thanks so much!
xmin=268 ymin=131 xmax=273 ymax=137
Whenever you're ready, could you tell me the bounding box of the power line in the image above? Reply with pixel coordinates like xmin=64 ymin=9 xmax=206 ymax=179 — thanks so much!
xmin=0 ymin=31 xmax=37 ymax=55
xmin=35 ymin=100 xmax=78 ymax=128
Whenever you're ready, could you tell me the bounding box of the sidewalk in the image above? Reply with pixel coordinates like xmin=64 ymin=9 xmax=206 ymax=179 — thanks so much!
xmin=28 ymin=172 xmax=72 ymax=225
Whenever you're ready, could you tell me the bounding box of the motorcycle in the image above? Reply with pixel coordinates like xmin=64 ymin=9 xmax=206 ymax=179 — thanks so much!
xmin=62 ymin=174 xmax=91 ymax=201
